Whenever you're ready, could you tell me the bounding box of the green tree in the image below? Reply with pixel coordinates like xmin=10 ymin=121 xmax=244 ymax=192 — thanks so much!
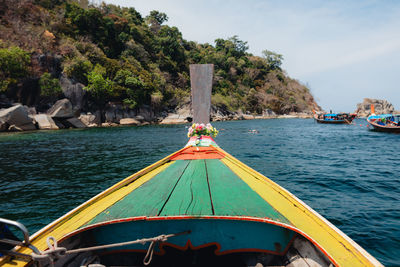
xmin=157 ymin=26 xmax=185 ymax=66
xmin=127 ymin=7 xmax=143 ymax=25
xmin=147 ymin=10 xmax=168 ymax=25
xmin=84 ymin=64 xmax=112 ymax=104
xmin=215 ymin=36 xmax=248 ymax=58
xmin=262 ymin=50 xmax=283 ymax=70
xmin=39 ymin=72 xmax=62 ymax=97
xmin=0 ymin=46 xmax=30 ymax=92
xmin=114 ymin=69 xmax=145 ymax=108
xmin=146 ymin=10 xmax=168 ymax=33
xmin=63 ymin=57 xmax=93 ymax=84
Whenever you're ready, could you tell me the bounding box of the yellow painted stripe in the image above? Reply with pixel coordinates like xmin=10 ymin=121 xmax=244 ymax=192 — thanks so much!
xmin=218 ymin=147 xmax=382 ymax=267
xmin=2 ymin=162 xmax=173 ymax=267
xmin=1 ymin=147 xmax=186 ymax=267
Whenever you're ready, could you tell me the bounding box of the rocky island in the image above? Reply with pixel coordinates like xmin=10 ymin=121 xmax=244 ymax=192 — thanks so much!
xmin=0 ymin=0 xmax=321 ymax=132
xmin=355 ymin=98 xmax=399 ymax=118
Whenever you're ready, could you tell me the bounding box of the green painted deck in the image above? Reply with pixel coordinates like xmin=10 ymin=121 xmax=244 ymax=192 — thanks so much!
xmin=86 ymin=158 xmax=291 ymax=227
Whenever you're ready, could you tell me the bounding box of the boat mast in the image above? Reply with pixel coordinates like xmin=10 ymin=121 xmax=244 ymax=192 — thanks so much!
xmin=189 ymin=64 xmax=214 ymax=124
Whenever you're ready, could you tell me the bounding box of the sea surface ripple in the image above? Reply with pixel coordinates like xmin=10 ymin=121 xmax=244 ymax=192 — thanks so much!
xmin=0 ymin=119 xmax=399 ymax=266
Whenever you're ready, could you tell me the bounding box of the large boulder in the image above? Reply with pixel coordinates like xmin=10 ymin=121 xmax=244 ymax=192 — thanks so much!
xmin=65 ymin=118 xmax=87 ymax=128
xmin=60 ymin=74 xmax=86 ymax=110
xmin=47 ymin=98 xmax=74 ymax=118
xmin=356 ymin=98 xmax=395 ymax=117
xmin=0 ymin=104 xmax=36 ymax=131
xmin=160 ymin=113 xmax=189 ymax=124
xmin=32 ymin=114 xmax=59 ymax=130
xmin=79 ymin=112 xmax=101 ymax=127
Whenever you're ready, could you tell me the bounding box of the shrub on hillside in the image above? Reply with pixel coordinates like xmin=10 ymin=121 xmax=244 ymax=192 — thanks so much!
xmin=39 ymin=72 xmax=62 ymax=97
xmin=0 ymin=46 xmax=30 ymax=92
xmin=84 ymin=64 xmax=112 ymax=105
xmin=63 ymin=57 xmax=93 ymax=84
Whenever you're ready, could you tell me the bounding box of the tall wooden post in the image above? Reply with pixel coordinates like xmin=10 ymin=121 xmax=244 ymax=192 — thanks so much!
xmin=190 ymin=64 xmax=214 ymax=124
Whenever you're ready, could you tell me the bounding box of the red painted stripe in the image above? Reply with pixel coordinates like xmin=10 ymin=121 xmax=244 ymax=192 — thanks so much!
xmin=98 ymin=236 xmax=297 ymax=257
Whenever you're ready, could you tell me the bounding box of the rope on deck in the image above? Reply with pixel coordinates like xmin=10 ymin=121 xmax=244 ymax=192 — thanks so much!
xmin=30 ymin=230 xmax=190 ymax=267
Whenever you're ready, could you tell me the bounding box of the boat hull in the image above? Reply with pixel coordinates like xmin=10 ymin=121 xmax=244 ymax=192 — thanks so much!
xmin=314 ymin=113 xmax=355 ymax=124
xmin=367 ymin=120 xmax=400 ymax=133
xmin=314 ymin=118 xmax=350 ymax=124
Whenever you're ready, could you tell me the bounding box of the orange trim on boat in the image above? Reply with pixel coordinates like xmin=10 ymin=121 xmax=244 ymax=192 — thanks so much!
xmin=170 ymin=146 xmax=225 ymax=160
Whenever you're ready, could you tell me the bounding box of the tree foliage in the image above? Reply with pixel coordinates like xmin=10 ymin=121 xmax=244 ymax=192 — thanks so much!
xmin=0 ymin=46 xmax=30 ymax=92
xmin=262 ymin=50 xmax=283 ymax=70
xmin=84 ymin=64 xmax=112 ymax=105
xmin=0 ymin=0 xmax=319 ymax=114
xmin=147 ymin=10 xmax=168 ymax=25
xmin=39 ymin=72 xmax=62 ymax=97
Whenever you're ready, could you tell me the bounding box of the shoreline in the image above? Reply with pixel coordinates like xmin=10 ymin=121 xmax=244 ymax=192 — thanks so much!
xmin=0 ymin=111 xmax=314 ymax=134
xmin=0 ymin=99 xmax=315 ymax=133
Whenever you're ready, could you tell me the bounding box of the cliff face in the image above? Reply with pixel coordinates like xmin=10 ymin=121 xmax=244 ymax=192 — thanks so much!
xmin=356 ymin=98 xmax=397 ymax=117
xmin=0 ymin=0 xmax=321 ymax=118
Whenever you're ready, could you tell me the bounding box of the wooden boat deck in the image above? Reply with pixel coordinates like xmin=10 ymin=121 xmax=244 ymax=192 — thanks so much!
xmin=86 ymin=158 xmax=289 ymax=225
xmin=1 ymin=142 xmax=381 ymax=267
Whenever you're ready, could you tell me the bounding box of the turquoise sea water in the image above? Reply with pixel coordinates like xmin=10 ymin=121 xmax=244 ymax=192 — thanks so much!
xmin=0 ymin=118 xmax=399 ymax=266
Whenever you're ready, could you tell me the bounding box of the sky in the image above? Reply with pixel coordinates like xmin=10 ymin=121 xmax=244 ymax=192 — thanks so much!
xmin=103 ymin=0 xmax=400 ymax=112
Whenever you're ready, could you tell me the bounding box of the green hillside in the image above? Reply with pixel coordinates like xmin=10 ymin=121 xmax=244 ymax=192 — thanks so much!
xmin=0 ymin=0 xmax=321 ymax=116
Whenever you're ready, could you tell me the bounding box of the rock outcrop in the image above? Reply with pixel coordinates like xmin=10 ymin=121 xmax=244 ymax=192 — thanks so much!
xmin=160 ymin=106 xmax=190 ymax=124
xmin=104 ymin=104 xmax=154 ymax=124
xmin=159 ymin=114 xmax=189 ymax=124
xmin=65 ymin=118 xmax=87 ymax=128
xmin=47 ymin=98 xmax=74 ymax=118
xmin=79 ymin=112 xmax=101 ymax=127
xmin=60 ymin=74 xmax=86 ymax=111
xmin=119 ymin=118 xmax=140 ymax=125
xmin=32 ymin=114 xmax=59 ymax=130
xmin=0 ymin=104 xmax=36 ymax=131
xmin=356 ymin=98 xmax=395 ymax=117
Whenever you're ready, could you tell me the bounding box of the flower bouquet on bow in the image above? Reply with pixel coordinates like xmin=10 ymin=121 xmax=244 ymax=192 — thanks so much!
xmin=187 ymin=123 xmax=219 ymax=138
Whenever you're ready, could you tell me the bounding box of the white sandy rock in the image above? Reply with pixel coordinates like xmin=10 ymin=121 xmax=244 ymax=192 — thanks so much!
xmin=101 ymin=122 xmax=118 ymax=127
xmin=33 ymin=114 xmax=59 ymax=130
xmin=160 ymin=113 xmax=188 ymax=124
xmin=119 ymin=118 xmax=140 ymax=125
xmin=79 ymin=113 xmax=100 ymax=127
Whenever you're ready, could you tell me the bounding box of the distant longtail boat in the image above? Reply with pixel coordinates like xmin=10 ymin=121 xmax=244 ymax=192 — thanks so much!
xmin=313 ymin=111 xmax=356 ymax=124
xmin=0 ymin=65 xmax=382 ymax=267
xmin=367 ymin=104 xmax=400 ymax=133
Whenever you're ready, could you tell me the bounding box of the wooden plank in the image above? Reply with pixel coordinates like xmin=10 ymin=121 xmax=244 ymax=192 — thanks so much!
xmin=190 ymin=64 xmax=213 ymax=124
xmin=87 ymin=160 xmax=190 ymax=224
xmin=159 ymin=160 xmax=213 ymax=216
xmin=206 ymin=159 xmax=290 ymax=223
